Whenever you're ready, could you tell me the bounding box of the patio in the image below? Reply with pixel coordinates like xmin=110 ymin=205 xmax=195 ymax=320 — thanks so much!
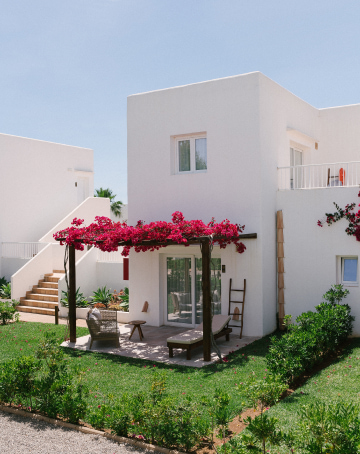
xmin=61 ymin=322 xmax=260 ymax=368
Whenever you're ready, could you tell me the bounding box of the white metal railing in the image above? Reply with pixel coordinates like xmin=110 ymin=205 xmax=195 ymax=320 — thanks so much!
xmin=278 ymin=161 xmax=360 ymax=190
xmin=1 ymin=242 xmax=48 ymax=259
xmin=97 ymin=249 xmax=123 ymax=262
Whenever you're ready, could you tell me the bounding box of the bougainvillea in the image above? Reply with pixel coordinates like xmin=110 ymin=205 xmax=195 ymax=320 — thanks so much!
xmin=53 ymin=212 xmax=246 ymax=256
xmin=317 ymin=191 xmax=360 ymax=241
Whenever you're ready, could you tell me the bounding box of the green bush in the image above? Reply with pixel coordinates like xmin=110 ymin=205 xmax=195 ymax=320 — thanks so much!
xmin=266 ymin=303 xmax=354 ymax=381
xmin=0 ymin=283 xmax=11 ymax=299
xmin=0 ymin=300 xmax=19 ymax=325
xmin=0 ymin=356 xmax=39 ymax=406
xmin=91 ymin=286 xmax=113 ymax=308
xmin=60 ymin=288 xmax=89 ymax=308
xmin=296 ymin=401 xmax=360 ymax=453
xmin=323 ymin=284 xmax=350 ymax=305
xmin=0 ymin=277 xmax=8 ymax=288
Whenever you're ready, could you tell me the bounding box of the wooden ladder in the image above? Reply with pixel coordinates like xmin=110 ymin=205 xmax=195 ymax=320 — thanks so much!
xmin=228 ymin=278 xmax=246 ymax=338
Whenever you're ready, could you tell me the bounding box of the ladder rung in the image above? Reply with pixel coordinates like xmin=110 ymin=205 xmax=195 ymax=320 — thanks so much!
xmin=231 ymin=289 xmax=244 ymax=292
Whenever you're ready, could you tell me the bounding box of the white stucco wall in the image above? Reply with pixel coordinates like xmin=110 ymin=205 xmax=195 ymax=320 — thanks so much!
xmin=0 ymin=133 xmax=94 ymax=244
xmin=277 ymin=187 xmax=360 ymax=335
xmin=127 ymin=71 xmax=360 ymax=336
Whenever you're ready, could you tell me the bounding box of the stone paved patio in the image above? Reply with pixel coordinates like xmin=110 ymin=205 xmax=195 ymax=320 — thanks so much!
xmin=61 ymin=323 xmax=260 ymax=368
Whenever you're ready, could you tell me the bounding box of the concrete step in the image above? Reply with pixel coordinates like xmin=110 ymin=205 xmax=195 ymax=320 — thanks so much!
xmin=17 ymin=305 xmax=56 ymax=315
xmin=44 ymin=276 xmax=61 ymax=283
xmin=25 ymin=292 xmax=58 ymax=302
xmin=38 ymin=280 xmax=58 ymax=289
xmin=20 ymin=298 xmax=58 ymax=310
xmin=32 ymin=286 xmax=58 ymax=296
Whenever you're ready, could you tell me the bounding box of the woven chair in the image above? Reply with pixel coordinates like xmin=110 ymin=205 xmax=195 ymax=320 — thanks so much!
xmin=86 ymin=310 xmax=120 ymax=349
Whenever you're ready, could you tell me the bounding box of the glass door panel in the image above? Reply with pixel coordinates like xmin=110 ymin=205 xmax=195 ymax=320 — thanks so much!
xmin=167 ymin=257 xmax=192 ymax=325
xmin=195 ymin=258 xmax=221 ymax=324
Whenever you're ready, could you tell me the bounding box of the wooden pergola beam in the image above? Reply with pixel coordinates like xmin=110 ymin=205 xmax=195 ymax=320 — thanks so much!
xmin=62 ymin=232 xmax=258 ymax=358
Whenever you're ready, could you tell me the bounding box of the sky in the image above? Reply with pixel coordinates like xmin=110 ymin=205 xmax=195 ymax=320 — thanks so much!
xmin=1 ymin=0 xmax=360 ymax=203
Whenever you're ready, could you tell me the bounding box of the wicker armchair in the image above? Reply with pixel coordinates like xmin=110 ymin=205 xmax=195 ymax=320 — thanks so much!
xmin=86 ymin=310 xmax=120 ymax=349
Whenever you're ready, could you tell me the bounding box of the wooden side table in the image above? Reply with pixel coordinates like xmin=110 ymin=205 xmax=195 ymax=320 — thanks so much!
xmin=128 ymin=320 xmax=146 ymax=341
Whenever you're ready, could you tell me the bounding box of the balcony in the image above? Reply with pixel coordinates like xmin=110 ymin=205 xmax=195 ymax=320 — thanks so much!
xmin=278 ymin=161 xmax=360 ymax=190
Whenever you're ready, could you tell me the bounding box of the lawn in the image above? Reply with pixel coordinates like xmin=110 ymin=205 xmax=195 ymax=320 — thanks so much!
xmin=267 ymin=337 xmax=360 ymax=450
xmin=2 ymin=321 xmax=360 ymax=452
xmin=0 ymin=321 xmax=272 ymax=413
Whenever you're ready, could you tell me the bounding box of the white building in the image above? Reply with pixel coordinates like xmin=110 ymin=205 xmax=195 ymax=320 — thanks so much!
xmin=0 ymin=133 xmax=127 ymax=317
xmin=126 ymin=71 xmax=360 ymax=336
xmin=0 ymin=133 xmax=94 ymax=279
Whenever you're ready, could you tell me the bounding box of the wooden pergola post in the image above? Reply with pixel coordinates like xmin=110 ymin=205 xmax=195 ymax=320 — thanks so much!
xmin=69 ymin=245 xmax=77 ymax=343
xmin=201 ymin=238 xmax=211 ymax=362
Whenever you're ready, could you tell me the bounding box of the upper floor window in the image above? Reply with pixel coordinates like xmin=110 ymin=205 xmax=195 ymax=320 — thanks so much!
xmin=177 ymin=136 xmax=207 ymax=173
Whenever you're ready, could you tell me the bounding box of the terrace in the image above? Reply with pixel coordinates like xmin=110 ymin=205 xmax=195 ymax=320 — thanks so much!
xmin=61 ymin=322 xmax=259 ymax=367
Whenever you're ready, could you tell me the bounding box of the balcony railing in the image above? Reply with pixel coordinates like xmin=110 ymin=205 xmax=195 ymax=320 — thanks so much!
xmin=1 ymin=242 xmax=48 ymax=259
xmin=278 ymin=161 xmax=360 ymax=190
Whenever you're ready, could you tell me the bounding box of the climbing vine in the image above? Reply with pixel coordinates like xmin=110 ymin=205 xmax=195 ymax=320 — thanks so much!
xmin=317 ymin=191 xmax=360 ymax=241
xmin=54 ymin=211 xmax=246 ymax=256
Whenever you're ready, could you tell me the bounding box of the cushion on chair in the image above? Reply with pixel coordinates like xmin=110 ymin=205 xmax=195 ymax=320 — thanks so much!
xmin=197 ymin=315 xmax=231 ymax=335
xmin=91 ymin=308 xmax=102 ymax=320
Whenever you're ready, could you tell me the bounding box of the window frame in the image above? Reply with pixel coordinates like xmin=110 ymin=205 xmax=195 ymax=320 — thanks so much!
xmin=175 ymin=134 xmax=207 ymax=174
xmin=339 ymin=256 xmax=358 ymax=286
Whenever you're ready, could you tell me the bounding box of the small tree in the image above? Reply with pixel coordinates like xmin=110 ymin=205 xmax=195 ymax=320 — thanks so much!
xmin=94 ymin=187 xmax=123 ymax=218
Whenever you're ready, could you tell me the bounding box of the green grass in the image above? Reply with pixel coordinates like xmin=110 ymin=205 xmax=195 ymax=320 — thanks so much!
xmin=0 ymin=321 xmax=274 ymax=413
xmin=3 ymin=320 xmax=359 ymax=451
xmin=266 ymin=338 xmax=360 ymax=452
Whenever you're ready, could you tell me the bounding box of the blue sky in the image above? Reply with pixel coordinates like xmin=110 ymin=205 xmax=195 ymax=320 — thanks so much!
xmin=1 ymin=0 xmax=360 ymax=203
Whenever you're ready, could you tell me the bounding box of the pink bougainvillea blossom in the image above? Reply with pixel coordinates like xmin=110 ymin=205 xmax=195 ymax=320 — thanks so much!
xmin=54 ymin=211 xmax=246 ymax=256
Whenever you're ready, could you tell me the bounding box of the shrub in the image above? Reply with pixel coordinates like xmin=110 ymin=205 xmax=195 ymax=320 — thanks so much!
xmin=0 ymin=356 xmax=39 ymax=406
xmin=0 ymin=300 xmax=19 ymax=325
xmin=296 ymin=401 xmax=360 ymax=453
xmin=323 ymin=284 xmax=350 ymax=305
xmin=91 ymin=286 xmax=112 ymax=308
xmin=244 ymin=373 xmax=287 ymax=410
xmin=266 ymin=303 xmax=354 ymax=381
xmin=60 ymin=288 xmax=89 ymax=308
xmin=0 ymin=277 xmax=8 ymax=289
xmin=0 ymin=283 xmax=11 ymax=299
xmin=111 ymin=287 xmax=129 ymax=311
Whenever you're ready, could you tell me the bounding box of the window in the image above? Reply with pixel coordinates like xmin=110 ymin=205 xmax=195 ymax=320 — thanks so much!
xmin=177 ymin=135 xmax=207 ymax=173
xmin=341 ymin=257 xmax=358 ymax=285
xmin=290 ymin=147 xmax=303 ymax=189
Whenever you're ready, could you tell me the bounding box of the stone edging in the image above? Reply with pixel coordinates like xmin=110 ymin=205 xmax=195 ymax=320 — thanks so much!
xmin=0 ymin=405 xmax=184 ymax=454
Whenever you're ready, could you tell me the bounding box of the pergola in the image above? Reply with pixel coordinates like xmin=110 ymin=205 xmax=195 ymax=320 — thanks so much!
xmin=55 ymin=214 xmax=257 ymax=362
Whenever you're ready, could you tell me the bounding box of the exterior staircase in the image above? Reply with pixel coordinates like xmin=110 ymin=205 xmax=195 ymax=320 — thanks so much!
xmin=17 ymin=270 xmax=65 ymax=316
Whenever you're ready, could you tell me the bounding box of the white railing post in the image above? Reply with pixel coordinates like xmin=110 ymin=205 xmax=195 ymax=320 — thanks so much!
xmin=278 ymin=161 xmax=360 ymax=190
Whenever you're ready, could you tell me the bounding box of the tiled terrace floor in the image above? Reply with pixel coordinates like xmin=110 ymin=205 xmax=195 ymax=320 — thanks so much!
xmin=61 ymin=323 xmax=260 ymax=368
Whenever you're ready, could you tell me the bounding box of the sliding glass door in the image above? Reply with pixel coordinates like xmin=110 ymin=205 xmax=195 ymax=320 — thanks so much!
xmin=166 ymin=256 xmax=221 ymax=327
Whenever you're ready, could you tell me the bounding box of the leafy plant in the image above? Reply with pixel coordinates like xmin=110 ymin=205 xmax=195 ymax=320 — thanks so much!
xmin=323 ymin=284 xmax=350 ymax=305
xmin=111 ymin=288 xmax=129 ymax=311
xmin=91 ymin=286 xmax=112 ymax=308
xmin=242 ymin=413 xmax=284 ymax=454
xmin=0 ymin=300 xmax=19 ymax=325
xmin=266 ymin=302 xmax=354 ymax=381
xmin=0 ymin=277 xmax=8 ymax=288
xmin=60 ymin=288 xmax=89 ymax=308
xmin=245 ymin=374 xmax=287 ymax=411
xmin=0 ymin=283 xmax=11 ymax=299
xmin=296 ymin=401 xmax=360 ymax=453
